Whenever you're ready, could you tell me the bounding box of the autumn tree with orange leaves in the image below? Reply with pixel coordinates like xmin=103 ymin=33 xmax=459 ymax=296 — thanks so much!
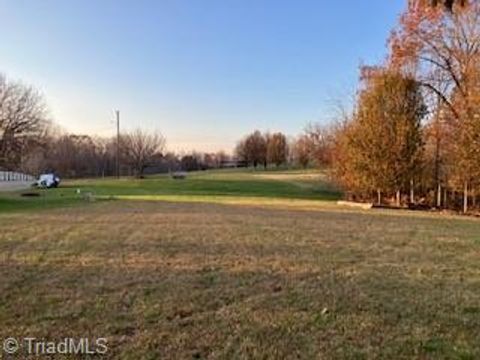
xmin=388 ymin=0 xmax=480 ymax=212
xmin=333 ymin=69 xmax=425 ymax=205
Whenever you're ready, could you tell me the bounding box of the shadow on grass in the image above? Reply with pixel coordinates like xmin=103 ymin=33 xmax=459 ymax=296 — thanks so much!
xmin=0 ymin=192 xmax=112 ymax=213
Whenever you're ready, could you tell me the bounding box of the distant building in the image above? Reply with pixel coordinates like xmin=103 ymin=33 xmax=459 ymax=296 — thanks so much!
xmin=220 ymin=159 xmax=247 ymax=168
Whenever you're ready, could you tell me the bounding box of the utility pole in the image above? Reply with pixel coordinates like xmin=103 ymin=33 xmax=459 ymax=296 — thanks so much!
xmin=116 ymin=110 xmax=120 ymax=179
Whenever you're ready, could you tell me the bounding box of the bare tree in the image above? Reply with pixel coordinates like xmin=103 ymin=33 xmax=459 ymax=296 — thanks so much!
xmin=235 ymin=139 xmax=248 ymax=164
xmin=266 ymin=132 xmax=288 ymax=166
xmin=0 ymin=74 xmax=48 ymax=169
xmin=292 ymin=135 xmax=311 ymax=168
xmin=121 ymin=129 xmax=166 ymax=177
xmin=304 ymin=123 xmax=337 ymax=167
xmin=244 ymin=130 xmax=267 ymax=168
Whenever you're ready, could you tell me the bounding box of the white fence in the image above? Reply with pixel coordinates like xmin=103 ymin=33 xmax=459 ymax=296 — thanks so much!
xmin=0 ymin=171 xmax=36 ymax=182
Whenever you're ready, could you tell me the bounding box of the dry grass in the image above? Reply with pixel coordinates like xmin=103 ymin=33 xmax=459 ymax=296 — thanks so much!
xmin=1 ymin=200 xmax=480 ymax=359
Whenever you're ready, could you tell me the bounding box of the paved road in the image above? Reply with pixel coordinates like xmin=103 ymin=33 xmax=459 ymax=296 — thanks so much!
xmin=0 ymin=181 xmax=34 ymax=192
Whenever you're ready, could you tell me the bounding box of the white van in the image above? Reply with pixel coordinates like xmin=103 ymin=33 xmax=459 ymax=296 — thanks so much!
xmin=36 ymin=173 xmax=60 ymax=188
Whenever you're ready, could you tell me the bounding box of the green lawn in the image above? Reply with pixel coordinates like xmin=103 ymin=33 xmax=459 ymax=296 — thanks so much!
xmin=0 ymin=169 xmax=340 ymax=212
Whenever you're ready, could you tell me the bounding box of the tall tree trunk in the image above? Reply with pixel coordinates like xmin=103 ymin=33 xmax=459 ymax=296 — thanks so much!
xmin=437 ymin=184 xmax=442 ymax=208
xmin=434 ymin=115 xmax=441 ymax=203
xmin=463 ymin=181 xmax=469 ymax=214
xmin=410 ymin=179 xmax=414 ymax=204
xmin=396 ymin=190 xmax=401 ymax=207
xmin=377 ymin=189 xmax=381 ymax=205
xmin=433 ymin=95 xmax=442 ymax=209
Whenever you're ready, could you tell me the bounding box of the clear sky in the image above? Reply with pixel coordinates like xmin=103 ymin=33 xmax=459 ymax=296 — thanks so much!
xmin=0 ymin=0 xmax=405 ymax=153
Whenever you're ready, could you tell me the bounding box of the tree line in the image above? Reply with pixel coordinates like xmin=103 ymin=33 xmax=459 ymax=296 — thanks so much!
xmin=234 ymin=126 xmax=336 ymax=169
xmin=0 ymin=69 xmax=350 ymax=180
xmin=0 ymin=73 xmax=236 ymax=178
xmin=21 ymin=126 xmax=234 ymax=178
xmin=0 ymin=68 xmax=335 ymax=177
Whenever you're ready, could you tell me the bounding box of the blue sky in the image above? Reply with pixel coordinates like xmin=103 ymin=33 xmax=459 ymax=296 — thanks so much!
xmin=0 ymin=0 xmax=405 ymax=152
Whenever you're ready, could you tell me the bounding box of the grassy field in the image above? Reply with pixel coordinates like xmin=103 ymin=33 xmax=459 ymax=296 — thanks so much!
xmin=1 ymin=170 xmax=480 ymax=359
xmin=0 ymin=169 xmax=339 ymax=213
